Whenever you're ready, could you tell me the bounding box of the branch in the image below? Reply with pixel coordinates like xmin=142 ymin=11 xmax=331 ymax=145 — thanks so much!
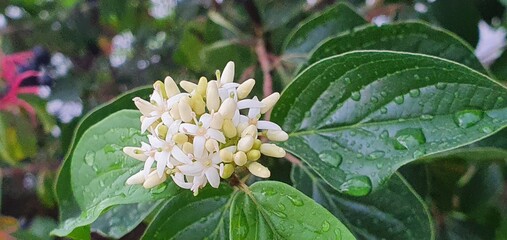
xmin=285 ymin=153 xmax=302 ymax=165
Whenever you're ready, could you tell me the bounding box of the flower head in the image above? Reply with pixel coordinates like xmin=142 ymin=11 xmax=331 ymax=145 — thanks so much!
xmin=123 ymin=61 xmax=288 ymax=195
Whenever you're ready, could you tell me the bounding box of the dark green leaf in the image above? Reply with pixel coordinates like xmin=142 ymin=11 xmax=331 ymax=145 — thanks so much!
xmin=92 ymin=202 xmax=161 ymax=239
xmin=283 ymin=3 xmax=366 ymax=58
xmin=292 ymin=164 xmax=433 ymax=240
xmin=271 ymin=50 xmax=507 ymax=195
xmin=142 ymin=185 xmax=234 ymax=240
xmin=230 ymin=181 xmax=355 ymax=239
xmin=308 ymin=21 xmax=486 ymax=73
xmin=254 ymin=0 xmax=306 ymax=31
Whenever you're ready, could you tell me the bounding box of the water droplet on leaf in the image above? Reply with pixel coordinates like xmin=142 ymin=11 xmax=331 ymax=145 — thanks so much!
xmin=409 ymin=89 xmax=420 ymax=97
xmin=394 ymin=95 xmax=404 ymax=104
xmin=393 ymin=128 xmax=426 ymax=150
xmin=286 ymin=195 xmax=304 ymax=206
xmin=321 ymin=221 xmax=330 ymax=232
xmin=85 ymin=152 xmax=95 ymax=166
xmin=319 ymin=151 xmax=342 ymax=167
xmin=367 ymin=151 xmax=385 ymax=160
xmin=351 ymin=91 xmax=361 ymax=101
xmin=339 ymin=175 xmax=372 ymax=196
xmin=453 ymin=109 xmax=484 ymax=128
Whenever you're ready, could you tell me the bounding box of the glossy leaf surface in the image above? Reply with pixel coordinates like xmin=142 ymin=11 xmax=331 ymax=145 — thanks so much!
xmin=308 ymin=22 xmax=485 ymax=73
xmin=142 ymin=185 xmax=234 ymax=240
xmin=292 ymin=164 xmax=434 ymax=239
xmin=230 ymin=181 xmax=355 ymax=239
xmin=271 ymin=50 xmax=507 ymax=194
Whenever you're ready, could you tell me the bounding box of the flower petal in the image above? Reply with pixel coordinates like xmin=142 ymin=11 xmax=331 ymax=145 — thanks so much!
xmin=179 ymin=123 xmax=199 ymax=135
xmin=143 ymin=157 xmax=154 ymax=176
xmin=207 ymin=129 xmax=226 ymax=143
xmin=205 ymin=168 xmax=220 ymax=188
xmin=171 ymin=146 xmax=191 ymax=164
xmin=193 ymin=136 xmax=206 ymax=158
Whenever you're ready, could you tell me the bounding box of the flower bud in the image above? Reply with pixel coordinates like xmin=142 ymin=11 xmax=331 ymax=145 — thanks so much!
xmin=237 ymin=122 xmax=249 ymax=135
xmin=123 ymin=147 xmax=148 ymax=161
xmin=253 ymin=139 xmax=262 ymax=150
xmin=196 ymin=77 xmax=208 ymax=97
xmin=190 ymin=93 xmax=206 ymax=115
xmin=261 ymin=92 xmax=280 ymax=114
xmin=237 ymin=79 xmax=255 ymax=99
xmin=220 ymin=149 xmax=233 ymax=163
xmin=157 ymin=125 xmax=169 ymax=139
xmin=210 ymin=112 xmax=224 ymax=129
xmin=234 ymin=151 xmax=247 ymax=166
xmin=172 ymin=133 xmax=188 ymax=145
xmin=237 ymin=135 xmax=254 ymax=152
xmin=247 ymin=162 xmax=270 ymax=178
xmin=266 ymin=130 xmax=289 ymax=141
xmin=221 ymin=164 xmax=235 ymax=179
xmin=164 ymin=76 xmax=180 ymax=97
xmin=218 ymin=98 xmax=237 ymax=119
xmin=178 ymin=97 xmax=193 ymax=122
xmin=143 ymin=171 xmax=167 ymax=189
xmin=153 ymin=80 xmax=167 ymax=98
xmin=169 ymin=104 xmax=181 ymax=119
xmin=205 ymin=139 xmax=218 ymax=152
xmin=220 ymin=61 xmax=235 ymax=84
xmin=133 ymin=97 xmax=155 ymax=116
xmin=260 ymin=143 xmax=286 ymax=158
xmin=241 ymin=125 xmax=258 ymax=138
xmin=222 ymin=119 xmax=237 ymax=138
xmin=180 ymin=80 xmax=197 ymax=93
xmin=182 ymin=142 xmax=193 ymax=154
xmin=206 ymin=81 xmax=220 ymax=111
xmin=247 ymin=150 xmax=261 ymax=161
xmin=126 ymin=170 xmax=146 ymax=185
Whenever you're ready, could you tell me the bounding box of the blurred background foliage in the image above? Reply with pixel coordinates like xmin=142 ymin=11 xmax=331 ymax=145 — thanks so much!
xmin=1 ymin=0 xmax=507 ymax=239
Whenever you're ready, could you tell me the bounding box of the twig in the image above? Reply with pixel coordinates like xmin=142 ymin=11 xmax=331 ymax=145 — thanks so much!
xmin=285 ymin=153 xmax=302 ymax=165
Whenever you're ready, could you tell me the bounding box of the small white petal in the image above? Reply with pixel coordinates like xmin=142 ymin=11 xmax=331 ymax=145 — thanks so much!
xmin=143 ymin=157 xmax=155 ymax=176
xmin=123 ymin=147 xmax=148 ymax=161
xmin=205 ymin=168 xmax=220 ymax=188
xmin=220 ymin=61 xmax=235 ymax=84
xmin=193 ymin=136 xmax=206 ymax=158
xmin=171 ymin=146 xmax=191 ymax=164
xmin=126 ymin=170 xmax=145 ymax=185
xmin=237 ymin=99 xmax=264 ymax=110
xmin=141 ymin=116 xmax=158 ymax=133
xmin=207 ymin=128 xmax=226 ymax=143
xmin=164 ymin=76 xmax=180 ymax=97
xmin=172 ymin=173 xmax=192 ymax=189
xmin=180 ymin=123 xmax=199 ymax=135
xmin=156 ymin=157 xmax=166 ymax=178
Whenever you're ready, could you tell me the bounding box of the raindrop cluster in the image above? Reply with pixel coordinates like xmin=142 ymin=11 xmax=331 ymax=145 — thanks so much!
xmin=123 ymin=61 xmax=288 ymax=195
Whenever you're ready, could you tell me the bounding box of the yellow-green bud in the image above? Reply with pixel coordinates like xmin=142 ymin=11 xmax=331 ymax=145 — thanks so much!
xmin=237 ymin=78 xmax=255 ymax=99
xmin=247 ymin=162 xmax=270 ymax=178
xmin=172 ymin=133 xmax=188 ymax=145
xmin=253 ymin=139 xmax=262 ymax=150
xmin=196 ymin=77 xmax=208 ymax=97
xmin=261 ymin=92 xmax=280 ymax=114
xmin=190 ymin=93 xmax=206 ymax=115
xmin=164 ymin=76 xmax=180 ymax=97
xmin=266 ymin=130 xmax=289 ymax=141
xmin=241 ymin=125 xmax=258 ymax=138
xmin=206 ymin=81 xmax=220 ymax=111
xmin=260 ymin=143 xmax=286 ymax=158
xmin=182 ymin=142 xmax=193 ymax=154
xmin=157 ymin=125 xmax=169 ymax=139
xmin=247 ymin=150 xmax=261 ymax=161
xmin=223 ymin=119 xmax=237 ymax=138
xmin=220 ymin=149 xmax=234 ymax=163
xmin=180 ymin=80 xmax=197 ymax=93
xmin=221 ymin=164 xmax=235 ymax=179
xmin=234 ymin=151 xmax=247 ymax=166
xmin=237 ymin=135 xmax=254 ymax=152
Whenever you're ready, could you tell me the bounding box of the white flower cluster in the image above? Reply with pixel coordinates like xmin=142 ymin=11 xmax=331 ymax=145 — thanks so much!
xmin=123 ymin=61 xmax=288 ymax=195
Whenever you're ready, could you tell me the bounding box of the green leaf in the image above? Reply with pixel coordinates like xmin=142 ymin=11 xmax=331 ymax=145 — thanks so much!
xmin=55 ymin=86 xmax=151 ymax=224
xmin=92 ymin=202 xmax=161 ymax=239
xmin=142 ymin=185 xmax=235 ymax=240
xmin=0 ymin=112 xmax=37 ymax=164
xmin=271 ymin=50 xmax=507 ymax=195
xmin=292 ymin=164 xmax=434 ymax=239
xmin=52 ymin=110 xmax=179 ymax=238
xmin=283 ymin=3 xmax=366 ymax=58
xmin=308 ymin=21 xmax=486 ymax=73
xmin=230 ymin=181 xmax=355 ymax=239
xmin=200 ymin=40 xmax=255 ymax=75
xmin=19 ymin=94 xmax=56 ymax=133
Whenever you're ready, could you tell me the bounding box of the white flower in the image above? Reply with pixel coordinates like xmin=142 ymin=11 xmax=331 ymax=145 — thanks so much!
xmin=475 ymin=20 xmax=506 ymax=67
xmin=178 ymin=151 xmax=222 ymax=195
xmin=143 ymin=134 xmax=190 ymax=178
xmin=239 ymin=96 xmax=282 ymax=131
xmin=179 ymin=113 xmax=226 ymax=158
